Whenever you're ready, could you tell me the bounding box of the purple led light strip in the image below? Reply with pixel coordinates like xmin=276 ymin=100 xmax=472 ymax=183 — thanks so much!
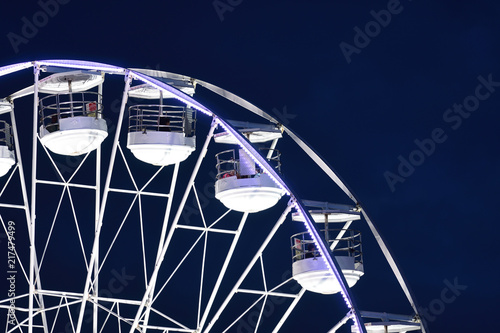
xmin=0 ymin=61 xmax=33 ymax=78
xmin=37 ymin=60 xmax=126 ymax=73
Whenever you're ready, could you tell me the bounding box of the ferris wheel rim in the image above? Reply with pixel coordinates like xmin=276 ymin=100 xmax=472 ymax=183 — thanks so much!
xmin=0 ymin=59 xmax=426 ymax=333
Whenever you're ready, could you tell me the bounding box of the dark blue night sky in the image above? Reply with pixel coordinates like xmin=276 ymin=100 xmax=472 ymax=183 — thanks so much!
xmin=1 ymin=1 xmax=499 ymax=332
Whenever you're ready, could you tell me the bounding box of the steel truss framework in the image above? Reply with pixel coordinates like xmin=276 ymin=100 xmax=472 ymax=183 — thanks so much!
xmin=0 ymin=60 xmax=427 ymax=333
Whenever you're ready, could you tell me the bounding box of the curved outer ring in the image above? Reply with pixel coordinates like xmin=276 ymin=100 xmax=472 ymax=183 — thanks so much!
xmin=0 ymin=59 xmax=425 ymax=333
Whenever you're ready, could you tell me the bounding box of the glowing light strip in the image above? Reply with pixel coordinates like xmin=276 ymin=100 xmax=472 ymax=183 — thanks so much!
xmin=36 ymin=60 xmax=126 ymax=74
xmin=0 ymin=62 xmax=33 ymax=78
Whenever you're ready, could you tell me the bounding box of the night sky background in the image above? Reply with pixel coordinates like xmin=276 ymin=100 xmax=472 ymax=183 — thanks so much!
xmin=1 ymin=0 xmax=500 ymax=332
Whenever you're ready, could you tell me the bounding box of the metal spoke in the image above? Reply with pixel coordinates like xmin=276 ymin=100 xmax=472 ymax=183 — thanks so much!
xmin=0 ymin=60 xmax=425 ymax=333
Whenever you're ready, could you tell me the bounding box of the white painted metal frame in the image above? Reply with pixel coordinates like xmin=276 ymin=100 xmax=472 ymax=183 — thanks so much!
xmin=0 ymin=59 xmax=424 ymax=333
xmin=195 ymin=77 xmax=427 ymax=332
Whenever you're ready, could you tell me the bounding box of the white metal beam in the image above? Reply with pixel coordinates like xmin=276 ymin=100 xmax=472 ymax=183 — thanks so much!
xmin=128 ymin=120 xmax=217 ymax=332
xmin=75 ymin=73 xmax=133 ymax=333
xmin=142 ymin=162 xmax=180 ymax=333
xmin=202 ymin=202 xmax=293 ymax=333
xmin=28 ymin=63 xmax=40 ymax=333
xmin=272 ymin=288 xmax=306 ymax=333
xmin=198 ymin=212 xmax=249 ymax=330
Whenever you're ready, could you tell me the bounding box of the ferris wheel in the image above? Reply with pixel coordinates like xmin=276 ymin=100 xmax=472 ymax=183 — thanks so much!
xmin=0 ymin=60 xmax=427 ymax=333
